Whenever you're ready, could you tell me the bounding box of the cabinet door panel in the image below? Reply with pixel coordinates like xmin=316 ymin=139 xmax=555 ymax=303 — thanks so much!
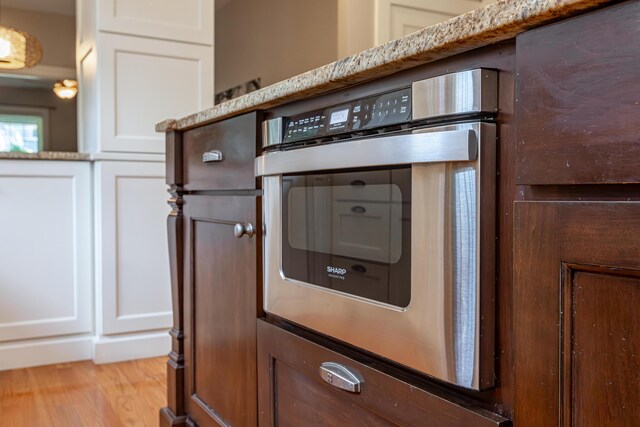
xmin=514 ymin=202 xmax=640 ymax=426
xmin=375 ymin=0 xmax=495 ymax=44
xmin=569 ymin=271 xmax=640 ymax=426
xmin=96 ymin=161 xmax=172 ymax=336
xmin=97 ymin=0 xmax=213 ymax=45
xmin=99 ymin=33 xmax=213 ymax=154
xmin=515 ymin=1 xmax=640 ymax=185
xmin=184 ymin=195 xmax=258 ymax=427
xmin=0 ymin=161 xmax=92 ymax=348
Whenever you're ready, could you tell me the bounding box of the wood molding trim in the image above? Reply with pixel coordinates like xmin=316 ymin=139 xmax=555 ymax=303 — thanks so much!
xmin=162 ymin=130 xmax=187 ymax=422
xmin=159 ymin=407 xmax=188 ymax=427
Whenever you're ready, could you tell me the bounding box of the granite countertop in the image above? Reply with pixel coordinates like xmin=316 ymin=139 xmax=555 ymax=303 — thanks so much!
xmin=0 ymin=151 xmax=90 ymax=161
xmin=157 ymin=0 xmax=615 ymax=133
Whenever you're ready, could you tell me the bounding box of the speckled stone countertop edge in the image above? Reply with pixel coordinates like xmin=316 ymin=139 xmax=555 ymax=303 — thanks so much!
xmin=0 ymin=151 xmax=91 ymax=161
xmin=156 ymin=0 xmax=616 ymax=133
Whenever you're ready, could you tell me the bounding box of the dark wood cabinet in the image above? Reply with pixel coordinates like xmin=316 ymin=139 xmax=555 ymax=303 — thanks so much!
xmin=161 ymin=113 xmax=261 ymax=427
xmin=257 ymin=319 xmax=509 ymax=427
xmin=160 ymin=3 xmax=640 ymax=425
xmin=513 ymin=3 xmax=640 ymax=425
xmin=183 ymin=195 xmax=259 ymax=427
xmin=513 ymin=202 xmax=640 ymax=426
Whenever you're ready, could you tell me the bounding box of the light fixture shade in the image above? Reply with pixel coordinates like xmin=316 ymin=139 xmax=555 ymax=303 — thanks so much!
xmin=53 ymin=79 xmax=78 ymax=99
xmin=0 ymin=26 xmax=43 ymax=69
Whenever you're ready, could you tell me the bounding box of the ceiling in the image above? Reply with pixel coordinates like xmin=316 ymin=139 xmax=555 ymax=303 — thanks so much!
xmin=1 ymin=0 xmax=75 ymax=16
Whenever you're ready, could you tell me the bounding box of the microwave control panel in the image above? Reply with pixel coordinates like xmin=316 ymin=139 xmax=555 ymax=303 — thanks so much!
xmin=282 ymin=87 xmax=412 ymax=144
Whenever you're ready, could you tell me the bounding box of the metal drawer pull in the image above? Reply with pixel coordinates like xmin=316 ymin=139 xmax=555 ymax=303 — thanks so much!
xmin=203 ymin=150 xmax=223 ymax=163
xmin=233 ymin=223 xmax=255 ymax=238
xmin=350 ymin=205 xmax=366 ymax=214
xmin=319 ymin=362 xmax=364 ymax=393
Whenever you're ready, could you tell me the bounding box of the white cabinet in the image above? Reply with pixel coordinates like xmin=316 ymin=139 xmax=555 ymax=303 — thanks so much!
xmin=98 ymin=33 xmax=213 ymax=154
xmin=93 ymin=161 xmax=172 ymax=361
xmin=97 ymin=0 xmax=214 ymax=45
xmin=375 ymin=0 xmax=495 ymax=44
xmin=0 ymin=160 xmax=93 ymax=369
xmin=77 ymin=0 xmax=214 ymax=156
xmin=338 ymin=0 xmax=496 ymax=57
xmin=73 ymin=0 xmax=213 ymax=365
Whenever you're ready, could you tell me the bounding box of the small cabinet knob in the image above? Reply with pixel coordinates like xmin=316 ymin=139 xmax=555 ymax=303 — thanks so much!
xmin=233 ymin=222 xmax=255 ymax=238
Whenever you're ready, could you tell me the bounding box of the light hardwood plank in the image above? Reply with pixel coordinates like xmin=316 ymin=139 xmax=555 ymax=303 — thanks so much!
xmin=0 ymin=357 xmax=166 ymax=426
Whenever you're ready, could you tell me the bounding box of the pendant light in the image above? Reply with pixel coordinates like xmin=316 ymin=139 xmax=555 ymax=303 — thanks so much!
xmin=0 ymin=0 xmax=43 ymax=69
xmin=53 ymin=79 xmax=78 ymax=99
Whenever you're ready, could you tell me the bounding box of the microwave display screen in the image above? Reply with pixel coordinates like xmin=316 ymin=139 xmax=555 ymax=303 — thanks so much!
xmin=281 ymin=168 xmax=411 ymax=307
xmin=329 ymin=108 xmax=349 ymax=125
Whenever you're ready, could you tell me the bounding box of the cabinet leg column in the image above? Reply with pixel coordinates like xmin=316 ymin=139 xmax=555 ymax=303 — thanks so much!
xmin=160 ymin=185 xmax=187 ymax=427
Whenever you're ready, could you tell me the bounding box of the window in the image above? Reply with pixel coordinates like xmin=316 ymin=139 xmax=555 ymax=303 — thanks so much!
xmin=0 ymin=106 xmax=49 ymax=153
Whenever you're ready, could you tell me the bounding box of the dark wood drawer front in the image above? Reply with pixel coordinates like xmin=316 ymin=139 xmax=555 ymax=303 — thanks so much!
xmin=183 ymin=112 xmax=258 ymax=191
xmin=257 ymin=320 xmax=509 ymax=427
xmin=515 ymin=1 xmax=640 ymax=185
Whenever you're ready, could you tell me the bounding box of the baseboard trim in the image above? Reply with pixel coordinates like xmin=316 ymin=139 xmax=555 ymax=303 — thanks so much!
xmin=93 ymin=330 xmax=170 ymax=364
xmin=0 ymin=335 xmax=93 ymax=371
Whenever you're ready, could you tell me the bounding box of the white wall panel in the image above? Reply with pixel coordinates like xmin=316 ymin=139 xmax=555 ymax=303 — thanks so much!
xmin=78 ymin=48 xmax=98 ymax=154
xmin=96 ymin=161 xmax=171 ymax=335
xmin=99 ymin=33 xmax=213 ymax=154
xmin=0 ymin=161 xmax=92 ymax=343
xmin=76 ymin=0 xmax=96 ymax=58
xmin=98 ymin=0 xmax=213 ymax=45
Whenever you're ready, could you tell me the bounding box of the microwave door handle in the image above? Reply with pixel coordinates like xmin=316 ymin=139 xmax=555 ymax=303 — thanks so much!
xmin=254 ymin=128 xmax=478 ymax=177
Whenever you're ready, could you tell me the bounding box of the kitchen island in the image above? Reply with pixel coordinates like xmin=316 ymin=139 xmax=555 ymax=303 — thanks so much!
xmin=159 ymin=0 xmax=640 ymax=425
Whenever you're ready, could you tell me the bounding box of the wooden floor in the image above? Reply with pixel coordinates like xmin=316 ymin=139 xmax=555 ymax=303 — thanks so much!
xmin=0 ymin=357 xmax=166 ymax=427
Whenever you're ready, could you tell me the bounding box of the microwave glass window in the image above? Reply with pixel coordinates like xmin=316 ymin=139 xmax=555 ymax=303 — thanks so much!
xmin=287 ymin=184 xmax=402 ymax=263
xmin=281 ymin=168 xmax=411 ymax=307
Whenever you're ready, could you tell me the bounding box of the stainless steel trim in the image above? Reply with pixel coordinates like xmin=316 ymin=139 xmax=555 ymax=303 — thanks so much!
xmin=319 ymin=362 xmax=364 ymax=393
xmin=412 ymin=69 xmax=497 ymax=121
xmin=255 ymin=128 xmax=477 ymax=177
xmin=233 ymin=223 xmax=255 ymax=238
xmin=202 ymin=150 xmax=223 ymax=163
xmin=262 ymin=122 xmax=496 ymax=390
xmin=262 ymin=117 xmax=283 ymax=148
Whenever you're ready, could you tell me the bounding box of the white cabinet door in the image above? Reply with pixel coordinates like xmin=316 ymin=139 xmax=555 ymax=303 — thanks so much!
xmin=98 ymin=33 xmax=213 ymax=154
xmin=97 ymin=0 xmax=213 ymax=45
xmin=0 ymin=161 xmax=92 ymax=342
xmin=375 ymin=0 xmax=496 ymax=44
xmin=95 ymin=161 xmax=172 ymax=335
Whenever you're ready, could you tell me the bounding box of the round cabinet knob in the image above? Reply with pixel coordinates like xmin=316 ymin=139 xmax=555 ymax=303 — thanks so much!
xmin=233 ymin=222 xmax=255 ymax=238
